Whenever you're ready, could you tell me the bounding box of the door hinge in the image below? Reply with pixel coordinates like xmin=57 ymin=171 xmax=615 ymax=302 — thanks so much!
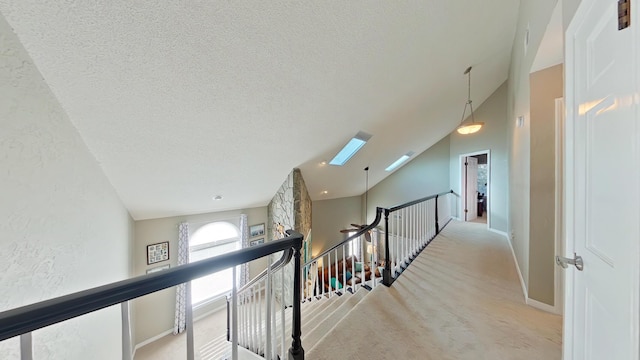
xmin=619 ymin=0 xmax=631 ymax=30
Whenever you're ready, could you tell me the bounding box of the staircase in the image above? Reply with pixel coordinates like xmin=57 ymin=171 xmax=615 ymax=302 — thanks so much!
xmin=202 ymin=286 xmax=372 ymax=360
xmin=202 ymin=190 xmax=456 ymax=360
xmin=300 ymin=287 xmax=369 ymax=347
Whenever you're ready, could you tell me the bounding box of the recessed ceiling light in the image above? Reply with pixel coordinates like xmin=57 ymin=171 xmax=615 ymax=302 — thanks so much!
xmin=320 ymin=161 xmax=327 ymax=166
xmin=385 ymin=151 xmax=415 ymax=172
xmin=212 ymin=195 xmax=223 ymax=201
xmin=322 ymin=190 xmax=328 ymax=194
xmin=329 ymin=131 xmax=372 ymax=166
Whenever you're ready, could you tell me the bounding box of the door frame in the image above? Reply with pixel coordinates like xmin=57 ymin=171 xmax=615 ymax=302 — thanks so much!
xmin=563 ymin=9 xmax=578 ymax=356
xmin=554 ymin=97 xmax=564 ymax=315
xmin=458 ymin=149 xmax=491 ymax=228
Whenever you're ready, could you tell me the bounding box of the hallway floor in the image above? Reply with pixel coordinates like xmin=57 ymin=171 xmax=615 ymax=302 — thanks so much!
xmin=470 ymin=213 xmax=487 ymax=224
xmin=307 ymin=220 xmax=562 ymax=359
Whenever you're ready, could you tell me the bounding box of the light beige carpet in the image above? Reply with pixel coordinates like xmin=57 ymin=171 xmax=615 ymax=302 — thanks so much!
xmin=307 ymin=221 xmax=562 ymax=360
xmin=134 ymin=306 xmax=228 ymax=360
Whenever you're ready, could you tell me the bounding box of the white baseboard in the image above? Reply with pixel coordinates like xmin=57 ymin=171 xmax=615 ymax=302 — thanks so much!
xmin=488 ymin=228 xmax=508 ymax=238
xmin=497 ymin=230 xmax=561 ymax=315
xmin=134 ymin=328 xmax=174 ymax=353
xmin=133 ymin=303 xmax=226 ymax=353
xmin=194 ymin=303 xmax=226 ymax=322
xmin=503 ymin=232 xmax=528 ymax=301
xmin=526 ymin=298 xmax=560 ymax=314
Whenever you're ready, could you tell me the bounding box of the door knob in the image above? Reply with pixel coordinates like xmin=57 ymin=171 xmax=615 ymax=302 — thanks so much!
xmin=556 ymin=253 xmax=584 ymax=271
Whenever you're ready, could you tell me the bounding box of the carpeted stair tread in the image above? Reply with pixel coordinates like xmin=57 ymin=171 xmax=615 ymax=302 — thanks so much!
xmin=300 ymin=294 xmax=340 ymax=322
xmin=301 ymin=289 xmax=368 ymax=347
xmin=300 ymin=295 xmax=346 ymax=334
xmin=199 ymin=333 xmax=229 ymax=360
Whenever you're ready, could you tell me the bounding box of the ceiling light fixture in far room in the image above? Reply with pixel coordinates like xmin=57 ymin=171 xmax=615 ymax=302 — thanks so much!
xmin=329 ymin=131 xmax=372 ymax=166
xmin=212 ymin=195 xmax=223 ymax=201
xmin=456 ymin=66 xmax=484 ymax=135
xmin=385 ymin=151 xmax=415 ymax=172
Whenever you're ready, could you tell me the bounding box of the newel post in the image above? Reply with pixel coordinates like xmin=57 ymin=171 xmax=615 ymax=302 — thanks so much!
xmin=382 ymin=208 xmax=392 ymax=287
xmin=288 ymin=231 xmax=305 ymax=360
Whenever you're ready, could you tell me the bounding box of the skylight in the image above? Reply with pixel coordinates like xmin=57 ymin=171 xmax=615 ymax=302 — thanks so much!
xmin=385 ymin=151 xmax=415 ymax=172
xmin=329 ymin=131 xmax=372 ymax=166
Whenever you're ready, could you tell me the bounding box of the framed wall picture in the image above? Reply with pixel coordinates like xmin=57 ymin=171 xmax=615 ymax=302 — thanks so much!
xmin=249 ymin=223 xmax=265 ymax=237
xmin=250 ymin=238 xmax=265 ymax=247
xmin=147 ymin=241 xmax=169 ymax=265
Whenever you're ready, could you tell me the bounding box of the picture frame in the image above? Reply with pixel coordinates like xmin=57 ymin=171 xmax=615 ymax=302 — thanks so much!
xmin=146 ymin=264 xmax=170 ymax=274
xmin=250 ymin=238 xmax=265 ymax=247
xmin=249 ymin=223 xmax=265 ymax=237
xmin=147 ymin=241 xmax=169 ymax=265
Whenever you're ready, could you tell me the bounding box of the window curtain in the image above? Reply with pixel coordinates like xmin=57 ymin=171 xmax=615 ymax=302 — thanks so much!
xmin=173 ymin=217 xmax=247 ymax=334
xmin=173 ymin=222 xmax=189 ymax=335
xmin=239 ymin=214 xmax=249 ymax=288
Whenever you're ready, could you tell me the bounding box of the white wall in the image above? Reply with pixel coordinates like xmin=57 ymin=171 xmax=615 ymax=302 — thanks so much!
xmin=450 ymin=82 xmax=509 ymax=233
xmin=132 ymin=207 xmax=267 ymax=346
xmin=507 ymin=0 xmax=581 ymax=293
xmin=0 ymin=14 xmax=133 ymax=360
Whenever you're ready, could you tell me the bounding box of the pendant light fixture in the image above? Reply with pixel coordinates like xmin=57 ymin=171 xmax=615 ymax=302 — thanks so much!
xmin=456 ymin=66 xmax=484 ymax=135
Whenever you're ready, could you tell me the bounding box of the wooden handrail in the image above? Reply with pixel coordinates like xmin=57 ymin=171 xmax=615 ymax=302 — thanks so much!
xmin=0 ymin=231 xmax=304 ymax=344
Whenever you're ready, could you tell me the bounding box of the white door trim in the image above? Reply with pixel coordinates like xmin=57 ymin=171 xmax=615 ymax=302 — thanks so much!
xmin=553 ymin=97 xmax=564 ymax=316
xmin=563 ymin=10 xmax=577 ymax=358
xmin=458 ymin=149 xmax=491 ymax=228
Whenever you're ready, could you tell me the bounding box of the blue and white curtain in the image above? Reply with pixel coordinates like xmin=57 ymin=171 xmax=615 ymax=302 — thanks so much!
xmin=239 ymin=214 xmax=250 ymax=288
xmin=173 ymin=216 xmax=249 ymax=334
xmin=173 ymin=222 xmax=189 ymax=334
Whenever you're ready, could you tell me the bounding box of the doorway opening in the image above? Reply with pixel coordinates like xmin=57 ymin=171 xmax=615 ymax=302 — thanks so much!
xmin=459 ymin=150 xmax=490 ymax=227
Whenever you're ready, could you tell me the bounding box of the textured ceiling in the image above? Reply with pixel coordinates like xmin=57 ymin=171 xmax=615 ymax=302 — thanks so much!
xmin=0 ymin=1 xmax=519 ymax=220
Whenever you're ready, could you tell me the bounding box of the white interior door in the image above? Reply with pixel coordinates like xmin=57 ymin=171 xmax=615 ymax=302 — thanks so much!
xmin=564 ymin=0 xmax=639 ymax=358
xmin=463 ymin=156 xmax=478 ymax=222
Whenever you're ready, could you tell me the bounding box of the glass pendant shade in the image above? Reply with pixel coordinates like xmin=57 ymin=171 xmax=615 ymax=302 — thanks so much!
xmin=456 ymin=122 xmax=484 ymax=134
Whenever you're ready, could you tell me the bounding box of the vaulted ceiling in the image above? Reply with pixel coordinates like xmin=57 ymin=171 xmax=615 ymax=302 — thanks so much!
xmin=0 ymin=1 xmax=519 ymax=220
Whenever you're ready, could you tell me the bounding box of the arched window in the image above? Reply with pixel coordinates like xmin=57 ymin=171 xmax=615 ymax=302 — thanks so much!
xmin=189 ymin=221 xmax=241 ymax=307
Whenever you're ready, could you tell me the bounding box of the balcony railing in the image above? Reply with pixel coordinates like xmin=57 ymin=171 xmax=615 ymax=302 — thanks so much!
xmin=0 ymin=191 xmax=457 ymax=360
xmin=0 ymin=230 xmax=305 ymax=360
xmin=382 ymin=190 xmax=455 ymax=286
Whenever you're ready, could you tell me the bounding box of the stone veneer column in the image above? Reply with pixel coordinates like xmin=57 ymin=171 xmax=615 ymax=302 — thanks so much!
xmin=267 ymin=169 xmax=311 ymax=305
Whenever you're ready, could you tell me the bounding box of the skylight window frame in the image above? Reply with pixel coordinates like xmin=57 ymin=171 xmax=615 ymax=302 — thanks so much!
xmin=385 ymin=151 xmax=415 ymax=172
xmin=329 ymin=131 xmax=372 ymax=166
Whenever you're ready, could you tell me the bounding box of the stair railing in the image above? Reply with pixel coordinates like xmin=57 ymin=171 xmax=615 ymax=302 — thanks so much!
xmin=225 ymin=190 xmax=457 ymax=359
xmin=226 ymin=246 xmax=294 ymax=359
xmin=0 ymin=230 xmax=305 ymax=360
xmin=303 ymin=209 xmax=384 ymax=301
xmin=227 ymin=211 xmax=385 ymax=359
xmin=382 ymin=190 xmax=456 ymax=286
